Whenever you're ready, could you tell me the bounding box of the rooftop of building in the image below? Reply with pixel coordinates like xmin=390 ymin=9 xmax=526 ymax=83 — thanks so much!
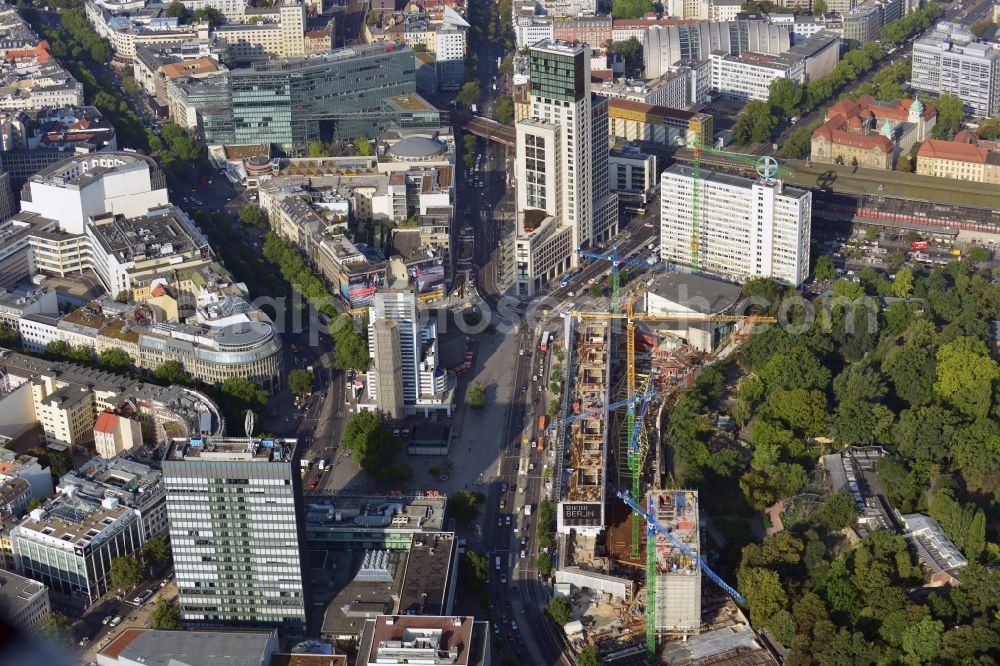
xmin=304 ymin=493 xmax=448 ymax=531
xmin=58 ymin=456 xmax=163 ymax=508
xmin=0 ymin=476 xmax=30 ymax=506
xmin=165 ymin=435 xmax=297 ymax=464
xmin=361 ymin=615 xmax=475 ymax=666
xmin=89 ymin=206 xmax=210 ymax=264
xmin=160 ymin=56 xmax=222 ymax=79
xmin=29 ymin=151 xmax=158 ymax=189
xmin=269 ymin=655 xmax=346 ymax=666
xmin=97 ymin=628 xmax=278 ymax=666
xmin=385 ymin=135 xmax=447 ymax=160
xmin=665 ymin=163 xmax=810 ymax=199
xmin=233 ymin=42 xmax=412 ymax=76
xmin=900 ymin=512 xmax=968 ymax=574
xmin=1 ymin=349 xmax=166 ymax=401
xmin=16 ymin=489 xmax=134 ymax=547
xmin=0 ymin=448 xmax=42 ymax=474
xmin=319 ymin=533 xmax=454 ymax=639
xmin=917 ymin=132 xmax=1000 ymax=165
xmin=649 ymin=489 xmax=699 ymax=575
xmin=646 ymin=273 xmax=743 ymax=315
xmin=530 ymin=38 xmax=587 ymax=55
xmin=565 ymin=318 xmax=609 ymax=503
xmin=386 ymin=93 xmax=436 ymax=112
xmin=0 ymin=568 xmax=47 ymax=618
xmin=606 ymin=97 xmax=709 ymax=123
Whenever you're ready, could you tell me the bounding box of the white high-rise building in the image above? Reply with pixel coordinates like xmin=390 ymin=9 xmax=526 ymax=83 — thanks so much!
xmin=511 ymin=40 xmax=616 ymax=297
xmin=912 ymin=22 xmax=1000 ymax=117
xmin=659 ymin=164 xmax=811 ymax=286
xmin=366 ymin=291 xmax=451 ymax=415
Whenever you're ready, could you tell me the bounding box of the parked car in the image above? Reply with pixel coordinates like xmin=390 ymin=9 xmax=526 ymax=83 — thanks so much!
xmin=110 ymin=616 xmax=122 ymax=627
xmin=102 ymin=616 xmax=112 ymax=625
xmin=79 ymin=637 xmax=90 ymax=647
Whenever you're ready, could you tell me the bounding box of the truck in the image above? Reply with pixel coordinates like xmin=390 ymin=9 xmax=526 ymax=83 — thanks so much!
xmin=911 ymin=241 xmax=929 ymax=250
xmin=523 ymin=504 xmax=532 ymax=516
xmin=536 ymin=435 xmax=544 ymax=451
xmin=538 ymin=415 xmax=547 ymax=432
xmin=471 ymin=104 xmax=478 ymax=114
xmin=318 ymin=459 xmax=326 ymax=471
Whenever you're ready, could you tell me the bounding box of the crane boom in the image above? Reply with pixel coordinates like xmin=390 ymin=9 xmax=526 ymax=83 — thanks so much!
xmin=561 ymin=393 xmax=654 ymax=425
xmin=618 ymin=491 xmax=746 ymax=605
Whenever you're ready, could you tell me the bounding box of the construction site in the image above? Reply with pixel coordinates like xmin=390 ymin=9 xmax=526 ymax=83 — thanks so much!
xmin=550 ymin=218 xmax=780 ymax=663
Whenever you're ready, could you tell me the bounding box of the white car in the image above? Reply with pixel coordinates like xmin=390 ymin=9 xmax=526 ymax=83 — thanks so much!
xmin=110 ymin=616 xmax=122 ymax=627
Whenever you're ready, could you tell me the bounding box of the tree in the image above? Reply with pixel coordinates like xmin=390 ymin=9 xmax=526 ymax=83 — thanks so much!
xmin=307 ymin=140 xmax=328 ymax=157
xmin=37 ymin=612 xmax=72 ymax=647
xmin=970 ymin=18 xmax=994 ymax=38
xmin=576 ymin=646 xmax=599 ymax=666
xmin=449 ymin=489 xmax=484 ymax=522
xmin=191 ymin=6 xmax=224 ymax=23
xmin=365 ymin=9 xmax=377 ymax=26
xmin=456 ymin=81 xmax=481 ymax=108
xmin=813 ymin=0 xmax=828 ymax=12
xmin=894 ymin=405 xmax=959 ymax=463
xmin=891 ymin=267 xmax=914 ymax=298
xmin=901 ymin=617 xmax=944 ymax=662
xmin=342 ymin=411 xmax=402 ymax=484
xmin=740 ymin=567 xmax=787 ymax=627
xmin=238 ymin=204 xmax=264 ymax=227
xmin=768 ymin=78 xmax=804 ymax=119
xmin=219 ymin=377 xmax=269 ymax=430
xmin=494 ymin=94 xmax=514 ymax=124
xmin=330 ymin=315 xmax=369 ymax=371
xmin=110 ymin=555 xmax=143 ymax=591
xmin=759 ymin=346 xmax=830 ymax=392
xmin=977 ymin=116 xmax=1000 ymax=140
xmin=48 ymin=450 xmax=74 ymax=478
xmin=767 ymin=609 xmax=797 ymax=646
xmin=813 ymin=254 xmax=836 ymax=281
xmin=546 ymin=596 xmax=573 ymax=625
xmin=931 ymin=93 xmax=966 ymax=140
xmin=165 ymin=1 xmax=188 ymax=19
xmin=833 ymin=364 xmax=886 ymax=404
xmin=467 ymin=383 xmax=486 ymax=409
xmin=153 ymin=360 xmax=192 ymax=385
xmin=895 ymin=154 xmax=914 ymax=172
xmin=934 ymin=336 xmax=999 ymax=417
xmin=142 ymin=536 xmax=169 ymax=567
xmin=765 ymin=389 xmax=827 ymax=436
xmin=831 ymin=400 xmax=894 ymax=445
xmin=733 ymin=101 xmax=778 ymax=145
xmin=611 ymin=0 xmax=653 ymax=18
xmin=815 ymin=489 xmax=858 ymax=530
xmin=536 ymin=553 xmax=552 ymax=576
xmin=781 ymin=125 xmax=813 ymax=159
xmin=99 ymin=348 xmax=132 ymax=373
xmin=547 ymin=398 xmax=560 ymax=419
xmin=353 ymin=137 xmax=373 ymax=156
xmin=288 ymin=368 xmax=313 ymax=397
xmin=151 ymin=598 xmax=180 ymax=629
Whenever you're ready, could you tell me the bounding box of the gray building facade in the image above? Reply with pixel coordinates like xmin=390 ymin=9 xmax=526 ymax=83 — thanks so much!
xmin=162 ymin=436 xmax=307 ymax=633
xmin=912 ymin=22 xmax=1000 ymax=117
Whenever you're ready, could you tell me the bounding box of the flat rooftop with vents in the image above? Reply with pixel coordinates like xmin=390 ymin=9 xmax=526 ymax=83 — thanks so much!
xmin=356 ymin=615 xmax=490 ymax=666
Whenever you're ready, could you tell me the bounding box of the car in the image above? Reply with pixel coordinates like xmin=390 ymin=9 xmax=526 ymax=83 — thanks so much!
xmin=532 ymin=375 xmax=538 ymax=382
xmin=501 ymin=574 xmax=508 ymax=584
xmin=521 ymin=536 xmax=528 ymax=546
xmin=493 ymin=624 xmax=501 ymax=635
xmin=519 ymin=349 xmax=524 ymax=356
xmin=511 ymin=621 xmax=519 ymax=632
xmin=528 ymin=462 xmax=536 ymax=471
xmin=102 ymin=616 xmax=112 ymax=625
xmin=500 ymin=482 xmax=509 ymax=493
xmin=505 ymin=515 xmax=512 ymax=525
xmin=79 ymin=636 xmax=91 ymax=646
xmin=498 ymin=516 xmax=503 ymax=526
xmin=520 ymin=548 xmax=526 ymax=558
xmin=506 ymin=631 xmax=515 ymax=641
xmin=500 ymin=499 xmax=507 ymax=509
xmin=439 ymin=474 xmax=449 ymax=481
xmin=110 ymin=616 xmax=122 ymax=627
xmin=566 ymin=291 xmax=575 ymax=297
xmin=160 ymin=578 xmax=169 ymax=588
xmin=309 ymin=480 xmax=318 ymax=490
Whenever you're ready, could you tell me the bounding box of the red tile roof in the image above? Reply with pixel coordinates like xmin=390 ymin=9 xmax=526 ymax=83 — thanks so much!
xmin=918 ymin=138 xmax=989 ymax=164
xmin=95 ymin=410 xmax=117 ymax=435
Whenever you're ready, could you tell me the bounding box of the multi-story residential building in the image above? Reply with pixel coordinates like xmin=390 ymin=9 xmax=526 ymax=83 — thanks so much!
xmin=0 ymin=5 xmax=41 ymax=57
xmin=916 ymin=130 xmax=1000 ymax=183
xmin=0 ymin=106 xmax=118 ymax=188
xmin=0 ymin=286 xmax=57 ymax=333
xmin=85 ymin=1 xmax=204 ymax=64
xmin=212 ymin=0 xmax=308 ymax=63
xmin=57 ymin=457 xmax=168 ymax=541
xmin=607 ymin=98 xmax=713 ymax=146
xmin=515 ymin=9 xmax=554 ymax=50
xmin=163 ymin=435 xmax=308 ymax=632
xmin=11 ymin=487 xmax=144 ymax=606
xmin=536 ymin=0 xmax=597 ymax=19
xmin=0 ymin=42 xmax=84 ymax=110
xmin=659 ymin=163 xmax=811 ymax=285
xmin=0 ymin=569 xmax=50 ymax=631
xmin=811 ymin=94 xmax=936 ymax=168
xmin=710 ymin=30 xmax=839 ymax=101
xmin=179 ymin=0 xmax=248 ymax=22
xmin=644 ymin=19 xmax=791 ymax=79
xmin=20 ymin=152 xmax=169 ymax=236
xmin=609 ymin=143 xmax=658 ymax=204
xmin=912 ymin=22 xmax=1000 ymax=117
xmin=433 ymin=8 xmax=469 ymax=90
xmin=365 ymin=291 xmax=452 ymax=416
xmin=552 ymin=15 xmax=612 ymax=46
xmin=0 ymin=350 xmax=224 ymax=455
xmin=511 ymin=40 xmax=616 ymax=297
xmin=204 ymin=43 xmax=416 ymax=151
xmin=357 ymin=616 xmax=491 ymax=666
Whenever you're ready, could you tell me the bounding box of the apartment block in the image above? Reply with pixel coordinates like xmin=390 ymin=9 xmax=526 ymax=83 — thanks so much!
xmin=0 ymin=569 xmax=50 ymax=631
xmin=916 ymin=131 xmax=1000 ymax=183
xmin=607 ymin=98 xmax=713 ymax=146
xmin=659 ymin=163 xmax=811 ymax=285
xmin=163 ymin=436 xmax=308 ymax=631
xmin=912 ymin=22 xmax=1000 ymax=117
xmin=609 ymin=143 xmax=658 ymax=205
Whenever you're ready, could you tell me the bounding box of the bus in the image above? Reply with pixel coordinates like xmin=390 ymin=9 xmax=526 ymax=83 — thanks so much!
xmin=624 ymin=204 xmax=646 ymax=216
xmin=540 ymin=331 xmax=550 ymax=353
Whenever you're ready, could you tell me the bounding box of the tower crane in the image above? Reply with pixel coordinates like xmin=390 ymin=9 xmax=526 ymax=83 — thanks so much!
xmin=676 ymin=140 xmax=788 ymax=272
xmin=575 ymin=245 xmax=662 ymax=314
xmin=560 ymin=392 xmax=656 ymax=426
xmin=619 ymin=490 xmax=745 ymax=659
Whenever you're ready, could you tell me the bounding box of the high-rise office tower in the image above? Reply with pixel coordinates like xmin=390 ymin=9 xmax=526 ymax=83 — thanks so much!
xmin=366 ymin=291 xmax=449 ymax=415
xmin=163 ymin=436 xmax=307 ymax=632
xmin=659 ymin=163 xmax=811 ymax=286
xmin=371 ymin=318 xmax=405 ymax=421
xmin=512 ymin=40 xmax=616 ymax=297
xmin=912 ymin=22 xmax=1000 ymax=117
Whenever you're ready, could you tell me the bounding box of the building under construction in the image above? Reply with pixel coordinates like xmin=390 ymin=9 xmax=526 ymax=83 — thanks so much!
xmin=649 ymin=489 xmax=701 ymax=636
xmin=557 ymin=318 xmax=610 ymax=537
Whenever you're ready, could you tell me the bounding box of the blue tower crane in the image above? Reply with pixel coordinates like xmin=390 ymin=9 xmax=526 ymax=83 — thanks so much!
xmin=617 ymin=491 xmax=745 ymax=605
